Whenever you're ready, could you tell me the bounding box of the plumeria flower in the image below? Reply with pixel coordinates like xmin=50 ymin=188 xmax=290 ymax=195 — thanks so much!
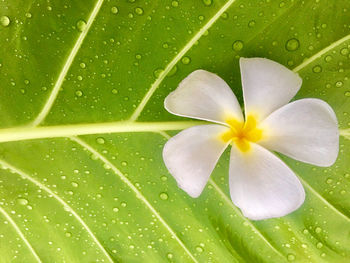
xmin=162 ymin=57 xmax=339 ymax=220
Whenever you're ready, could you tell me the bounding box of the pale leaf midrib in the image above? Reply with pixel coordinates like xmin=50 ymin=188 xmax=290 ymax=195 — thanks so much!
xmin=0 ymin=159 xmax=114 ymax=263
xmin=0 ymin=121 xmax=202 ymax=143
xmin=0 ymin=206 xmax=42 ymax=263
xmin=70 ymin=136 xmax=199 ymax=263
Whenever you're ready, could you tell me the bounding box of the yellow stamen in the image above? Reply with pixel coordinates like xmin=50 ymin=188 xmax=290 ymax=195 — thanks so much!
xmin=220 ymin=115 xmax=263 ymax=152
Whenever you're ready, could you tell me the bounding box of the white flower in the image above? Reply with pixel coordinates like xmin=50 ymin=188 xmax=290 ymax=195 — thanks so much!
xmin=162 ymin=57 xmax=339 ymax=220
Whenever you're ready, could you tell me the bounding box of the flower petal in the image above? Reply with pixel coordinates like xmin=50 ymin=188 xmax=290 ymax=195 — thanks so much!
xmin=240 ymin=57 xmax=302 ymax=121
xmin=259 ymin=99 xmax=339 ymax=167
xmin=164 ymin=70 xmax=243 ymax=124
xmin=163 ymin=124 xmax=230 ymax=197
xmin=229 ymin=143 xmax=305 ymax=220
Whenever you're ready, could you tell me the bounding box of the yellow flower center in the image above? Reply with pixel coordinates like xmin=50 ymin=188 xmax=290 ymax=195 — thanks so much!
xmin=221 ymin=115 xmax=263 ymax=152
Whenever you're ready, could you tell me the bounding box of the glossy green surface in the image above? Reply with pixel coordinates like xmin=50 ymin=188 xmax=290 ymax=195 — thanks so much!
xmin=0 ymin=0 xmax=350 ymax=262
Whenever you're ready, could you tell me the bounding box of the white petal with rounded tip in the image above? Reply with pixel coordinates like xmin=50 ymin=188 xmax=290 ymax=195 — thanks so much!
xmin=163 ymin=124 xmax=230 ymax=198
xmin=164 ymin=70 xmax=243 ymax=124
xmin=259 ymin=99 xmax=339 ymax=167
xmin=240 ymin=57 xmax=302 ymax=121
xmin=229 ymin=143 xmax=305 ymax=220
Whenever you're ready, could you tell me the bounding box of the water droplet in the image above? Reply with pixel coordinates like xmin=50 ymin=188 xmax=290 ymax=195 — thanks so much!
xmin=159 ymin=192 xmax=168 ymax=200
xmin=161 ymin=176 xmax=168 ymax=181
xmin=167 ymin=253 xmax=173 ymax=259
xmin=121 ymin=161 xmax=128 ymax=166
xmin=340 ymin=189 xmax=346 ymax=195
xmin=315 ymin=226 xmax=322 ymax=233
xmin=195 ymin=246 xmax=203 ymax=253
xmin=77 ymin=75 xmax=83 ymax=81
xmin=75 ymin=90 xmax=83 ymax=97
xmin=248 ymin=20 xmax=256 ymax=28
xmin=121 ymin=202 xmax=127 ymax=207
xmin=162 ymin=42 xmax=169 ymax=49
xmin=335 ymin=81 xmax=343 ymax=88
xmin=202 ymin=0 xmax=212 ymax=6
xmin=96 ymin=137 xmax=105 ymax=144
xmin=113 ymin=207 xmax=119 ymax=212
xmin=76 ymin=20 xmax=87 ymax=32
xmin=312 ymin=65 xmax=322 ymax=73
xmin=65 ymin=232 xmax=72 ymax=237
xmin=168 ymin=65 xmax=178 ymax=76
xmin=17 ymin=198 xmax=29 ymax=205
xmin=0 ymin=16 xmax=10 ymax=27
xmin=111 ymin=6 xmax=119 ymax=14
xmin=221 ymin=12 xmax=228 ymax=19
xmin=25 ymin=13 xmax=32 ymax=18
xmin=340 ymin=48 xmax=349 ymax=56
xmin=112 ymin=88 xmax=118 ymax=94
xmin=27 ymin=205 xmax=33 ymax=210
xmin=287 ymin=254 xmax=296 ymax=261
xmin=324 ymin=55 xmax=332 ymax=62
xmin=135 ymin=7 xmax=144 ymax=15
xmin=171 ymin=1 xmax=179 ymax=7
xmin=71 ymin=181 xmax=79 ymax=188
xmin=232 ymin=40 xmax=244 ymax=51
xmin=181 ymin=56 xmax=191 ymax=64
xmin=316 ymin=242 xmax=323 ymax=249
xmin=345 ymin=91 xmax=350 ymax=97
xmin=135 ymin=54 xmax=142 ymax=60
xmin=153 ymin=68 xmax=163 ymax=78
xmin=80 ymin=62 xmax=86 ymax=69
xmin=326 ymin=178 xmax=333 ymax=184
xmin=285 ymin=38 xmax=300 ymax=51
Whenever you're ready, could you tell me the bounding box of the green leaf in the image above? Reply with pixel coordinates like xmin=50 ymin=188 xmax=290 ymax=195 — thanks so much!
xmin=0 ymin=0 xmax=350 ymax=262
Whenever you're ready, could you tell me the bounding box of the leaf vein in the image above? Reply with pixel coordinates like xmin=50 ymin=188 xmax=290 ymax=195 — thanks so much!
xmin=0 ymin=206 xmax=42 ymax=263
xmin=31 ymin=0 xmax=105 ymax=127
xmin=70 ymin=136 xmax=199 ymax=263
xmin=0 ymin=159 xmax=114 ymax=263
xmin=128 ymin=0 xmax=238 ymax=122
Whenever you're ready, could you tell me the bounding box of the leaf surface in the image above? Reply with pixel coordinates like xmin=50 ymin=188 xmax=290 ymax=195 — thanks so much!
xmin=0 ymin=0 xmax=350 ymax=262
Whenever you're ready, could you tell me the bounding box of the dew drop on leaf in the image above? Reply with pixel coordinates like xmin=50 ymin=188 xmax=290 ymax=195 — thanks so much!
xmin=79 ymin=62 xmax=86 ymax=69
xmin=159 ymin=192 xmax=168 ymax=200
xmin=196 ymin=246 xmax=204 ymax=253
xmin=76 ymin=20 xmax=87 ymax=32
xmin=248 ymin=20 xmax=256 ymax=28
xmin=232 ymin=40 xmax=244 ymax=51
xmin=0 ymin=16 xmax=10 ymax=27
xmin=153 ymin=68 xmax=163 ymax=78
xmin=171 ymin=1 xmax=179 ymax=7
xmin=345 ymin=91 xmax=350 ymax=97
xmin=324 ymin=55 xmax=332 ymax=62
xmin=181 ymin=56 xmax=191 ymax=64
xmin=202 ymin=0 xmax=212 ymax=6
xmin=75 ymin=90 xmax=83 ymax=97
xmin=285 ymin=38 xmax=300 ymax=51
xmin=17 ymin=198 xmax=29 ymax=205
xmin=111 ymin=6 xmax=119 ymax=14
xmin=340 ymin=48 xmax=349 ymax=56
xmin=135 ymin=7 xmax=144 ymax=15
xmin=96 ymin=137 xmax=105 ymax=144
xmin=287 ymin=254 xmax=296 ymax=261
xmin=312 ymin=65 xmax=322 ymax=73
xmin=315 ymin=226 xmax=322 ymax=233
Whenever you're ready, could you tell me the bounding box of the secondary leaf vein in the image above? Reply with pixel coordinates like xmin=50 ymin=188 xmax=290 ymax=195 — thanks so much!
xmin=0 ymin=159 xmax=114 ymax=263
